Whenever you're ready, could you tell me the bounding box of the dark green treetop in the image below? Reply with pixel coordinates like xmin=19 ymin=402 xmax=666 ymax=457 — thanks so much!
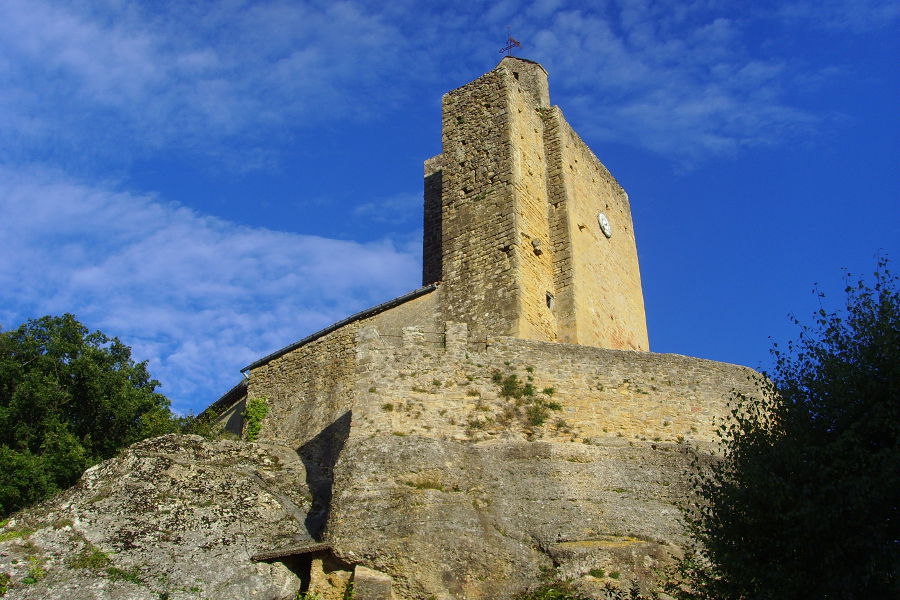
xmin=678 ymin=260 xmax=899 ymax=599
xmin=0 ymin=314 xmax=180 ymax=516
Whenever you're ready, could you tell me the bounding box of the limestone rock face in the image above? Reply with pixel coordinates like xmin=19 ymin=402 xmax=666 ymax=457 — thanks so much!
xmin=327 ymin=434 xmax=696 ymax=599
xmin=0 ymin=435 xmax=312 ymax=600
xmin=0 ymin=431 xmax=709 ymax=599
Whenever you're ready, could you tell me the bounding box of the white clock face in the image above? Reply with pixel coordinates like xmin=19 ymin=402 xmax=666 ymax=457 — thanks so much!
xmin=597 ymin=212 xmax=612 ymax=238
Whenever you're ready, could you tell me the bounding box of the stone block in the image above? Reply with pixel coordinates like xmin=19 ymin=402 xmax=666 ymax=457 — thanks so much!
xmin=445 ymin=321 xmax=468 ymax=357
xmin=353 ymin=565 xmax=394 ymax=600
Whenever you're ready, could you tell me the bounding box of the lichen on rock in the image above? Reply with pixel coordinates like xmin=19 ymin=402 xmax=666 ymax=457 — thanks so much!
xmin=0 ymin=434 xmax=313 ymax=600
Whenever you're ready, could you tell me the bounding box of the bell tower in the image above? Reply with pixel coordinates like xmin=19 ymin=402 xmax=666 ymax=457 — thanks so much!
xmin=423 ymin=57 xmax=649 ymax=351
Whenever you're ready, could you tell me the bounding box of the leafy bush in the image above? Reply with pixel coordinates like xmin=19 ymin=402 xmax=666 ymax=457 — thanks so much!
xmin=179 ymin=410 xmax=233 ymax=440
xmin=499 ymin=373 xmax=525 ymax=399
xmin=105 ymin=566 xmax=142 ymax=584
xmin=22 ymin=556 xmax=45 ymax=584
xmin=0 ymin=314 xmax=180 ymax=516
xmin=526 ymin=404 xmax=549 ymax=426
xmin=243 ymin=397 xmax=269 ymax=442
xmin=681 ymin=261 xmax=900 ymax=599
xmin=492 ymin=368 xmax=564 ymax=430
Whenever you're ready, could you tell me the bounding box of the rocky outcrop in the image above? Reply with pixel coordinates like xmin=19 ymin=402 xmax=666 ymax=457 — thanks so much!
xmin=0 ymin=435 xmax=313 ymax=600
xmin=327 ymin=434 xmax=693 ymax=600
xmin=0 ymin=432 xmax=703 ymax=599
xmin=0 ymin=423 xmax=716 ymax=600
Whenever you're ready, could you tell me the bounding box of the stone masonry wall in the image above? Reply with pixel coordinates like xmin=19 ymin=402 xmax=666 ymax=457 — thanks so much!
xmin=430 ymin=67 xmax=520 ymax=343
xmin=351 ymin=321 xmax=759 ymax=447
xmin=421 ymin=57 xmax=648 ymax=350
xmin=248 ymin=304 xmax=756 ymax=447
xmin=247 ymin=291 xmax=441 ymax=448
xmin=554 ymin=114 xmax=649 ymax=350
xmin=244 ymin=301 xmax=753 ymax=459
xmin=422 ymin=155 xmax=444 ymax=284
xmin=507 ymin=63 xmax=558 ymax=342
xmin=543 ymin=105 xmax=579 ymax=343
xmin=247 ymin=322 xmax=360 ymax=447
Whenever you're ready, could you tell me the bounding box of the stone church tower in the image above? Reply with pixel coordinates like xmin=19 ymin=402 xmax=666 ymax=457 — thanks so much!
xmin=202 ymin=57 xmax=759 ymax=600
xmin=424 ymin=57 xmax=649 ymax=350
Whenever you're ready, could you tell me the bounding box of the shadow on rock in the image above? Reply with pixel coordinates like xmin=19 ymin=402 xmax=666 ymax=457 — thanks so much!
xmin=298 ymin=411 xmax=351 ymax=540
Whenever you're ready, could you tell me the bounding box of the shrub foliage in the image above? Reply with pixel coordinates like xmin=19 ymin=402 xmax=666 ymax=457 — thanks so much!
xmin=0 ymin=314 xmax=181 ymax=516
xmin=680 ymin=261 xmax=899 ymax=599
xmin=243 ymin=396 xmax=269 ymax=442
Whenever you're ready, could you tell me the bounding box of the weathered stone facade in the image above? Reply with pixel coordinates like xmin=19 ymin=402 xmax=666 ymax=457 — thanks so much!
xmin=424 ymin=57 xmax=648 ymax=350
xmin=250 ymin=316 xmax=755 ymax=452
xmin=204 ymin=58 xmax=756 ymax=599
xmin=237 ymin=318 xmax=757 ymax=599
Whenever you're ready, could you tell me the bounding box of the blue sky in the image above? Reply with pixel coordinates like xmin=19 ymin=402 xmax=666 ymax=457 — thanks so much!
xmin=1 ymin=0 xmax=897 ymax=414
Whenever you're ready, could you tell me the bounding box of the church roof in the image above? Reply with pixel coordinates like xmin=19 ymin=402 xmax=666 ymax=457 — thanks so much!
xmin=241 ymin=283 xmax=439 ymax=373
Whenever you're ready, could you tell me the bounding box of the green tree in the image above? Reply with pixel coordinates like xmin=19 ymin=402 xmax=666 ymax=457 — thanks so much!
xmin=0 ymin=314 xmax=181 ymax=515
xmin=679 ymin=261 xmax=899 ymax=599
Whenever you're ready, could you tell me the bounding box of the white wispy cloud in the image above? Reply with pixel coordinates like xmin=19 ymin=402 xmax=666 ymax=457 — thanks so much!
xmin=0 ymin=166 xmax=420 ymax=413
xmin=523 ymin=2 xmax=822 ymax=165
xmin=433 ymin=0 xmax=834 ymax=166
xmin=775 ymin=0 xmax=900 ymax=32
xmin=353 ymin=192 xmax=423 ymax=226
xmin=0 ymin=0 xmax=856 ymax=170
xmin=0 ymin=0 xmax=407 ymax=169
